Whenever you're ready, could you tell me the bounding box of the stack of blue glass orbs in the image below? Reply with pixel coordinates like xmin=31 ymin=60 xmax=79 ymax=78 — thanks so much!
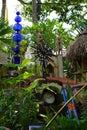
xmin=12 ymin=11 xmax=23 ymax=64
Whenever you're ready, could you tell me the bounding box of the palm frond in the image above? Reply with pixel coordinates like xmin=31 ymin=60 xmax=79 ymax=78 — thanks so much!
xmin=0 ymin=17 xmax=12 ymax=45
xmin=0 ymin=28 xmax=12 ymax=36
xmin=0 ymin=38 xmax=12 ymax=43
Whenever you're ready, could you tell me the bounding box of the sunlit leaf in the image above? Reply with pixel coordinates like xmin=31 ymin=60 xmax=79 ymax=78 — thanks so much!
xmin=25 ymin=78 xmax=44 ymax=92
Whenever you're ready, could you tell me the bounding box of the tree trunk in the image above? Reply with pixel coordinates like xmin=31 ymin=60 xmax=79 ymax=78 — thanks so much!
xmin=1 ymin=0 xmax=6 ymax=20
xmin=32 ymin=0 xmax=38 ymax=24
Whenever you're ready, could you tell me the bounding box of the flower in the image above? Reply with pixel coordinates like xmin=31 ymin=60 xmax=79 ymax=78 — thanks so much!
xmin=6 ymin=90 xmax=11 ymax=96
xmin=68 ymin=102 xmax=75 ymax=110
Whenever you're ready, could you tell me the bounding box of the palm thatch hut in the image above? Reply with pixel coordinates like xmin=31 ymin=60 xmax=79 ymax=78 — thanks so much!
xmin=66 ymin=29 xmax=87 ymax=82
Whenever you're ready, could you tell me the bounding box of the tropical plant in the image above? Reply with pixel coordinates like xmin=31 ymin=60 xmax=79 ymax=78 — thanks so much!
xmin=63 ymin=58 xmax=76 ymax=79
xmin=0 ymin=73 xmax=44 ymax=130
xmin=39 ymin=85 xmax=87 ymax=130
xmin=0 ymin=87 xmax=38 ymax=130
xmin=0 ymin=17 xmax=12 ymax=52
xmin=17 ymin=0 xmax=87 ymax=30
xmin=37 ymin=114 xmax=87 ymax=130
xmin=81 ymin=90 xmax=87 ymax=120
xmin=0 ymin=57 xmax=45 ymax=129
xmin=22 ymin=19 xmax=75 ymax=50
xmin=0 ymin=17 xmax=12 ymax=41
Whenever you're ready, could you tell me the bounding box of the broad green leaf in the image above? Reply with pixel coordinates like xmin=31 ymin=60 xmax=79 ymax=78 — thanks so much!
xmin=22 ymin=59 xmax=30 ymax=66
xmin=0 ymin=38 xmax=12 ymax=43
xmin=18 ymin=59 xmax=30 ymax=70
xmin=4 ymin=72 xmax=34 ymax=85
xmin=4 ymin=63 xmax=18 ymax=68
xmin=25 ymin=78 xmax=44 ymax=92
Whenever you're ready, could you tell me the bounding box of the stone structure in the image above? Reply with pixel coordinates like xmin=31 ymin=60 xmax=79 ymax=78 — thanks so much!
xmin=46 ymin=55 xmax=63 ymax=78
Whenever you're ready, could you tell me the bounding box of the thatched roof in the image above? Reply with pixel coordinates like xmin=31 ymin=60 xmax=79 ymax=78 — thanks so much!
xmin=66 ymin=29 xmax=87 ymax=65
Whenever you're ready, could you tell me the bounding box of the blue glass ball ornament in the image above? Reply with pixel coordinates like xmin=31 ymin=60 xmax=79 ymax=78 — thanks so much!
xmin=14 ymin=11 xmax=21 ymax=22
xmin=15 ymin=15 xmax=22 ymax=22
xmin=13 ymin=33 xmax=23 ymax=42
xmin=13 ymin=23 xmax=22 ymax=31
xmin=16 ymin=11 xmax=20 ymax=15
xmin=13 ymin=55 xmax=21 ymax=64
xmin=12 ymin=46 xmax=20 ymax=53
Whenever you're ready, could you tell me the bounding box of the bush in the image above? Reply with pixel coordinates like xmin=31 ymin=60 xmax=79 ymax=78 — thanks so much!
xmin=0 ymin=87 xmax=38 ymax=130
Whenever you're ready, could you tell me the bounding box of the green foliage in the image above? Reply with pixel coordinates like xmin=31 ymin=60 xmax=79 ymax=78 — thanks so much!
xmin=23 ymin=19 xmax=57 ymax=49
xmin=0 ymin=18 xmax=11 ymax=37
xmin=0 ymin=17 xmax=12 ymax=57
xmin=27 ymin=62 xmax=42 ymax=75
xmin=0 ymin=17 xmax=12 ymax=45
xmin=21 ymin=2 xmax=32 ymax=21
xmin=4 ymin=59 xmax=31 ymax=70
xmin=4 ymin=71 xmax=33 ymax=87
xmin=19 ymin=0 xmax=87 ymax=31
xmin=66 ymin=83 xmax=72 ymax=99
xmin=0 ymin=62 xmax=44 ymax=130
xmin=2 ymin=59 xmax=34 ymax=87
xmin=18 ymin=59 xmax=31 ymax=70
xmin=23 ymin=19 xmax=75 ymax=51
xmin=63 ymin=58 xmax=76 ymax=79
xmin=25 ymin=78 xmax=44 ymax=92
xmin=81 ymin=90 xmax=87 ymax=120
xmin=57 ymin=117 xmax=78 ymax=130
xmin=42 ymin=0 xmax=87 ymax=26
xmin=40 ymin=115 xmax=87 ymax=130
xmin=0 ymin=57 xmax=45 ymax=129
xmin=0 ymin=127 xmax=6 ymax=130
xmin=0 ymin=87 xmax=38 ymax=130
xmin=57 ymin=117 xmax=87 ymax=130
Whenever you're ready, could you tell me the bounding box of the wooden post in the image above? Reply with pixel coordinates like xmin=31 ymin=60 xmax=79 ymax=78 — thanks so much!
xmin=56 ymin=35 xmax=63 ymax=78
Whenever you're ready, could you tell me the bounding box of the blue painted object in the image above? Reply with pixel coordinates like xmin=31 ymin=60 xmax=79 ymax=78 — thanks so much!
xmin=61 ymin=87 xmax=78 ymax=119
xmin=62 ymin=87 xmax=71 ymax=118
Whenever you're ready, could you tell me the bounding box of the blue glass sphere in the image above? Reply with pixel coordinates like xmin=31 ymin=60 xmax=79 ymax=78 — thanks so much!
xmin=15 ymin=15 xmax=22 ymax=22
xmin=13 ymin=33 xmax=23 ymax=42
xmin=16 ymin=11 xmax=20 ymax=15
xmin=12 ymin=46 xmax=20 ymax=53
xmin=13 ymin=23 xmax=22 ymax=31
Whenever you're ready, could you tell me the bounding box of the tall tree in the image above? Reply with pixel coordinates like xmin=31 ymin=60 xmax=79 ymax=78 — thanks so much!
xmin=17 ymin=0 xmax=39 ymax=24
xmin=32 ymin=0 xmax=38 ymax=24
xmin=1 ymin=0 xmax=6 ymax=20
xmin=17 ymin=0 xmax=87 ymax=31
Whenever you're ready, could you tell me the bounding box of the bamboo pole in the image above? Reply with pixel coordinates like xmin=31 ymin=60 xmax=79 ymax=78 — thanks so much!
xmin=46 ymin=83 xmax=87 ymax=128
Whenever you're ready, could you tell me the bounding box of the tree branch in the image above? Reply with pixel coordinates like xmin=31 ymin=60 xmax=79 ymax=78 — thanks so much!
xmin=17 ymin=0 xmax=30 ymax=5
